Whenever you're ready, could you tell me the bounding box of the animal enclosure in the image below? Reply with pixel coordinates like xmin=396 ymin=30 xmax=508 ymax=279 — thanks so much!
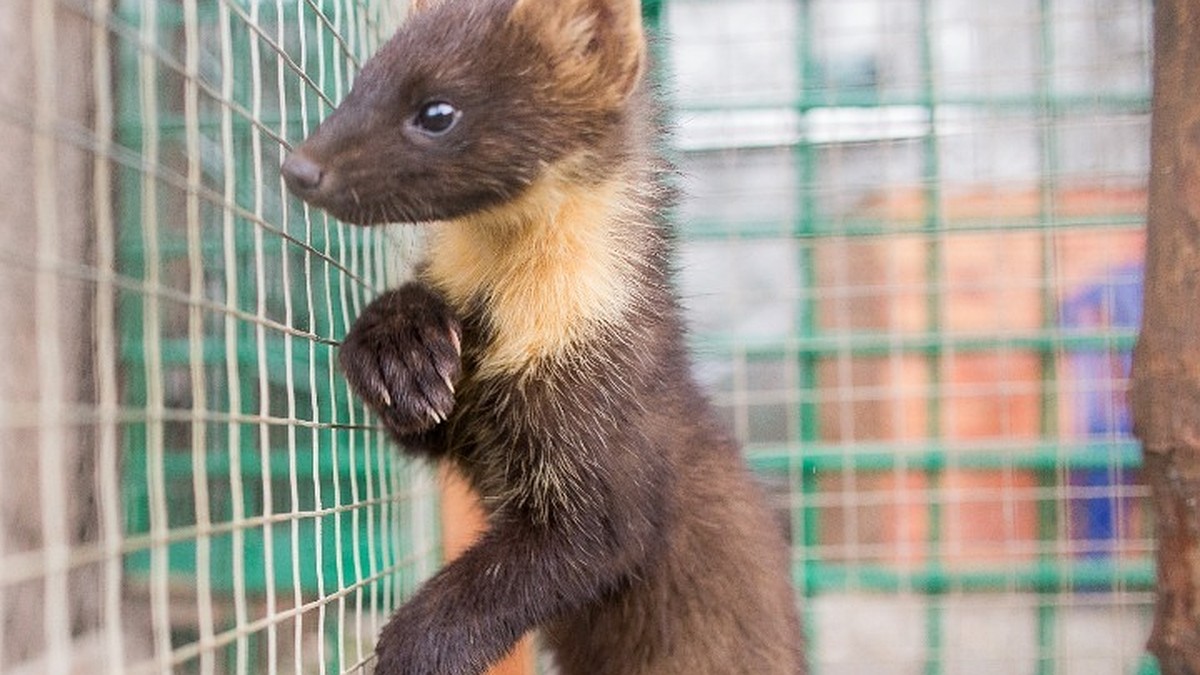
xmin=0 ymin=0 xmax=1155 ymax=674
xmin=1 ymin=0 xmax=438 ymax=673
xmin=664 ymin=0 xmax=1154 ymax=672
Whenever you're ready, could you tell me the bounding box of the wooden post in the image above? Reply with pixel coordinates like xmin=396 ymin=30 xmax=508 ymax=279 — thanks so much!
xmin=1131 ymin=0 xmax=1200 ymax=671
xmin=439 ymin=467 xmax=536 ymax=675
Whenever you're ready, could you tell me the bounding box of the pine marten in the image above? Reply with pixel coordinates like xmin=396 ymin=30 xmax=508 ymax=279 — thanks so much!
xmin=280 ymin=0 xmax=804 ymax=672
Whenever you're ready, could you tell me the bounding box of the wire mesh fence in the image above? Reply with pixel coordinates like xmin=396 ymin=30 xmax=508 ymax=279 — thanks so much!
xmin=0 ymin=0 xmax=1159 ymax=673
xmin=663 ymin=0 xmax=1154 ymax=673
xmin=0 ymin=1 xmax=438 ymax=673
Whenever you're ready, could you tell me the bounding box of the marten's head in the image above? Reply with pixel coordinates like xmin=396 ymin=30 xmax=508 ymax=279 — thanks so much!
xmin=281 ymin=0 xmax=647 ymax=225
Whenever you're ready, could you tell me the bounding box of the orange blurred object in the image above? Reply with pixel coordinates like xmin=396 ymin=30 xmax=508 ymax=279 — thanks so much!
xmin=439 ymin=466 xmax=537 ymax=675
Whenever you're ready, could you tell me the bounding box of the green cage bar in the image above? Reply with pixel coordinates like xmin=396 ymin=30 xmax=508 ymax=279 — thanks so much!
xmin=662 ymin=0 xmax=1156 ymax=672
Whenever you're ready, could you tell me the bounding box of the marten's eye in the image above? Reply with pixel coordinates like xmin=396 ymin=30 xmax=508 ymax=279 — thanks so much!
xmin=413 ymin=101 xmax=460 ymax=135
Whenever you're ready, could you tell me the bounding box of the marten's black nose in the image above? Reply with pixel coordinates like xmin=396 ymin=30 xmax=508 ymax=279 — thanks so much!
xmin=281 ymin=152 xmax=324 ymax=194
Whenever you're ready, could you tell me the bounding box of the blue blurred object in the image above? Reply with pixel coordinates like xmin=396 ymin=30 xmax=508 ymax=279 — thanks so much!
xmin=1060 ymin=263 xmax=1143 ymax=559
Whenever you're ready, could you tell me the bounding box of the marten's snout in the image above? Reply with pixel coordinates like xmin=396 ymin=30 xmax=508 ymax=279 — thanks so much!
xmin=281 ymin=152 xmax=325 ymax=196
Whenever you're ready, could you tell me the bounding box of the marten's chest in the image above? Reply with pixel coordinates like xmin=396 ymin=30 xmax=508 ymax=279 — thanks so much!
xmin=421 ymin=170 xmax=643 ymax=381
xmin=436 ymin=345 xmax=574 ymax=514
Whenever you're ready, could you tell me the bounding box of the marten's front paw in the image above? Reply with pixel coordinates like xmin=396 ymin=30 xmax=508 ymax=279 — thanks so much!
xmin=338 ymin=283 xmax=462 ymax=437
xmin=373 ymin=603 xmax=482 ymax=675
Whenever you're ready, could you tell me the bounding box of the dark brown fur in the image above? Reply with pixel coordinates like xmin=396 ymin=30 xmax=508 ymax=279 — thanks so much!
xmin=282 ymin=0 xmax=804 ymax=673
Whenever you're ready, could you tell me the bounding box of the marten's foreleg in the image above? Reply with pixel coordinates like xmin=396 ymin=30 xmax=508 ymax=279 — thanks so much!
xmin=372 ymin=479 xmax=665 ymax=675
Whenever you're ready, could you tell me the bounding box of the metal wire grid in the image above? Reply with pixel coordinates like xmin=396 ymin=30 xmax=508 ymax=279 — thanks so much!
xmin=0 ymin=0 xmax=1159 ymax=673
xmin=663 ymin=0 xmax=1154 ymax=673
xmin=0 ymin=1 xmax=439 ymax=674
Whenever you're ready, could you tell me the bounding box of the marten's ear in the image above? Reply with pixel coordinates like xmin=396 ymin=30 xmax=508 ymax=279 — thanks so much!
xmin=509 ymin=0 xmax=646 ymax=106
